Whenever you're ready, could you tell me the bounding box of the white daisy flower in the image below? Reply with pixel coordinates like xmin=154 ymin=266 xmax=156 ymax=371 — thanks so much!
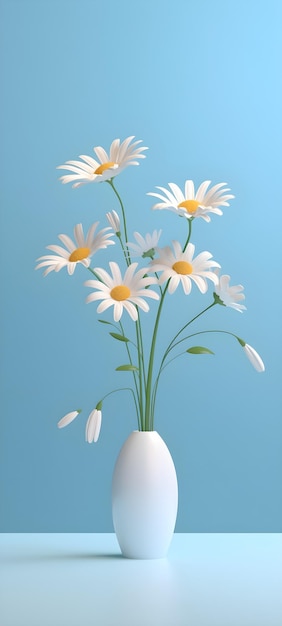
xmin=35 ymin=223 xmax=115 ymax=276
xmin=214 ymin=273 xmax=246 ymax=312
xmin=57 ymin=136 xmax=148 ymax=188
xmin=106 ymin=210 xmax=121 ymax=234
xmin=148 ymin=180 xmax=234 ymax=222
xmin=127 ymin=230 xmax=162 ymax=258
xmin=150 ymin=241 xmax=220 ymax=295
xmin=84 ymin=261 xmax=159 ymax=322
xmin=57 ymin=410 xmax=81 ymax=429
xmin=85 ymin=408 xmax=102 ymax=443
xmin=242 ymin=343 xmax=265 ymax=372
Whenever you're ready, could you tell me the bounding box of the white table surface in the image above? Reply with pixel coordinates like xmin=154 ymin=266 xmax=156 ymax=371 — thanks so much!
xmin=0 ymin=533 xmax=281 ymax=626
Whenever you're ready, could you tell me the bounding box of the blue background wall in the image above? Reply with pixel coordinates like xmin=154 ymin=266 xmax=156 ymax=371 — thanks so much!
xmin=1 ymin=0 xmax=281 ymax=532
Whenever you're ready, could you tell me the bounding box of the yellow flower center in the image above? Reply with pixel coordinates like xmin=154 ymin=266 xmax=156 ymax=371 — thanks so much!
xmin=69 ymin=247 xmax=90 ymax=262
xmin=94 ymin=161 xmax=116 ymax=175
xmin=110 ymin=285 xmax=131 ymax=301
xmin=172 ymin=261 xmax=193 ymax=275
xmin=178 ymin=199 xmax=200 ymax=214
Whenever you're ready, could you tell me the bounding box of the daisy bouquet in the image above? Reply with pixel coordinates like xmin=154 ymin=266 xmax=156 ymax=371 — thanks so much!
xmin=36 ymin=136 xmax=265 ymax=443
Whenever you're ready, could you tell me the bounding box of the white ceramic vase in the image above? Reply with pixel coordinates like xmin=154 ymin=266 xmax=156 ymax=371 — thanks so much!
xmin=112 ymin=430 xmax=178 ymax=559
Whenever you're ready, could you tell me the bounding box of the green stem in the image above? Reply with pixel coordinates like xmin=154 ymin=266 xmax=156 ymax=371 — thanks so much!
xmin=98 ymin=387 xmax=140 ymax=430
xmin=158 ymin=349 xmax=188 ymax=373
xmin=165 ymin=301 xmax=217 ymax=358
xmin=146 ymin=218 xmax=193 ymax=423
xmin=135 ymin=316 xmax=145 ymax=429
xmin=169 ymin=329 xmax=243 ymax=354
xmin=87 ymin=267 xmax=103 ymax=280
xmin=106 ymin=179 xmax=146 ymax=430
xmin=155 ymin=272 xmax=163 ymax=295
xmin=151 ymin=328 xmax=243 ymax=418
xmin=144 ymin=283 xmax=169 ymax=430
xmin=116 ymin=233 xmax=130 ymax=267
xmin=183 ymin=218 xmax=193 ymax=252
xmin=119 ymin=320 xmax=141 ymax=425
xmin=151 ymin=301 xmax=217 ymax=419
xmin=137 ymin=316 xmax=146 ymax=391
xmin=107 ymin=179 xmax=130 ymax=263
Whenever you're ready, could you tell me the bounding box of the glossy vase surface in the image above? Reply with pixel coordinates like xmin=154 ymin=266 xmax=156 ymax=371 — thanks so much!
xmin=112 ymin=430 xmax=178 ymax=559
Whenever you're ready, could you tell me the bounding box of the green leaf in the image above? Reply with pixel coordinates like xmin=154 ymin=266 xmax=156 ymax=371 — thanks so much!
xmin=116 ymin=365 xmax=139 ymax=372
xmin=110 ymin=332 xmax=130 ymax=343
xmin=186 ymin=346 xmax=214 ymax=355
xmin=98 ymin=319 xmax=112 ymax=325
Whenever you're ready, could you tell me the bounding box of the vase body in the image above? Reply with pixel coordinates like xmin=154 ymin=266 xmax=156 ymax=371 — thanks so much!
xmin=112 ymin=430 xmax=178 ymax=559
